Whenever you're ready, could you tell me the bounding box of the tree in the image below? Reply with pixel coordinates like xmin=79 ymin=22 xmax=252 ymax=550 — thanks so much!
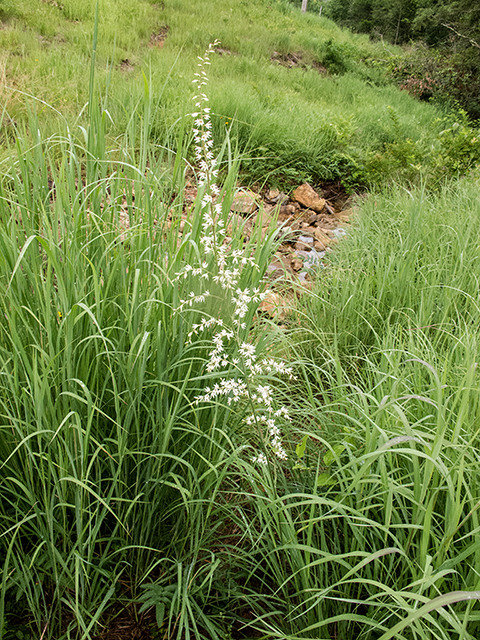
xmin=322 ymin=0 xmax=480 ymax=49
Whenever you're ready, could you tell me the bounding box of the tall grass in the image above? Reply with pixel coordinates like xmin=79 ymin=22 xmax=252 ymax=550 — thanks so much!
xmin=125 ymin=184 xmax=480 ymax=639
xmin=229 ymin=181 xmax=480 ymax=639
xmin=2 ymin=8 xmax=480 ymax=637
xmin=0 ymin=63 xmax=282 ymax=636
xmin=300 ymin=184 xmax=480 ymax=363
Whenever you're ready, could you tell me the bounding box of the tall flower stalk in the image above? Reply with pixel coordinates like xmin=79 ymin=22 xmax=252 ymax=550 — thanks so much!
xmin=176 ymin=41 xmax=294 ymax=464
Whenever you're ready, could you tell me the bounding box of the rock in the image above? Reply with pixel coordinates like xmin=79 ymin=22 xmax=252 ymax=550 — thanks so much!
xmin=298 ymin=234 xmax=314 ymax=244
xmin=258 ymin=208 xmax=273 ymax=227
xmin=266 ymin=263 xmax=284 ymax=280
xmin=259 ymin=291 xmax=289 ymax=319
xmin=334 ymin=209 xmax=353 ymax=223
xmin=319 ymin=227 xmax=335 ymax=237
xmin=267 ymin=188 xmax=280 ymax=201
xmin=332 ymin=227 xmax=348 ymax=239
xmin=314 ymin=228 xmax=331 ymax=245
xmin=307 ymin=212 xmax=320 ymax=225
xmin=231 ymin=192 xmax=258 ymax=215
xmin=278 ymin=204 xmax=296 ymax=220
xmin=266 ymin=190 xmax=289 ymax=205
xmin=293 ymin=183 xmax=326 ymax=213
xmin=291 ymin=258 xmax=303 ymax=271
xmin=277 ymin=252 xmax=295 ymax=274
xmin=296 ymin=248 xmax=325 ymax=270
xmin=278 ymin=226 xmax=292 ymax=241
xmin=324 ymin=202 xmax=335 ymax=215
xmin=314 ymin=240 xmax=326 ymax=251
xmin=294 ymin=235 xmax=314 ymax=251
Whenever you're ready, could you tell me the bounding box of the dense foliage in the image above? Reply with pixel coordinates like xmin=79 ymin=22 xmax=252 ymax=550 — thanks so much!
xmin=313 ymin=0 xmax=480 ymax=118
xmin=315 ymin=0 xmax=480 ymax=48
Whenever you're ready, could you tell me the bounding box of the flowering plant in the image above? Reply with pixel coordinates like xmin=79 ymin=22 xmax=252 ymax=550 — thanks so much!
xmin=175 ymin=41 xmax=294 ymax=465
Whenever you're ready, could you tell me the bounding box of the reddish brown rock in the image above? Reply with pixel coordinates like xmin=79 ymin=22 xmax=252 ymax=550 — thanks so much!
xmin=293 ymin=183 xmax=326 ymax=213
xmin=266 ymin=188 xmax=280 ymax=201
xmin=294 ymin=236 xmax=314 ymax=251
xmin=260 ymin=291 xmax=289 ymax=319
xmin=314 ymin=228 xmax=331 ymax=245
xmin=334 ymin=208 xmax=354 ymax=223
xmin=302 ymin=226 xmax=317 ymax=236
xmin=291 ymin=258 xmax=303 ymax=271
xmin=266 ymin=190 xmax=289 ymax=205
xmin=231 ymin=192 xmax=258 ymax=215
xmin=278 ymin=204 xmax=296 ymax=220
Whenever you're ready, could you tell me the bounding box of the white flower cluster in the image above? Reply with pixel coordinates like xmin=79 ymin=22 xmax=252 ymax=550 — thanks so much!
xmin=206 ymin=328 xmax=235 ymax=372
xmin=174 ymin=262 xmax=209 ymax=282
xmin=187 ymin=316 xmax=223 ymax=341
xmin=178 ymin=290 xmax=210 ymax=312
xmin=194 ymin=326 xmax=294 ymax=462
xmin=196 ymin=378 xmax=290 ymax=461
xmin=178 ymin=42 xmax=295 ymax=466
xmin=191 ymin=41 xmax=223 ymax=261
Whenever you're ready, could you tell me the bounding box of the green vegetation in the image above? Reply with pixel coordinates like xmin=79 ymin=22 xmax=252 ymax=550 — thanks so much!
xmin=317 ymin=0 xmax=480 ymax=48
xmin=314 ymin=0 xmax=480 ymax=119
xmin=1 ymin=0 xmax=480 ymax=639
xmin=2 ymin=0 xmax=479 ymax=189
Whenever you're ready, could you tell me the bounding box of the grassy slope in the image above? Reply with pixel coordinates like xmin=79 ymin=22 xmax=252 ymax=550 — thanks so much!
xmin=0 ymin=0 xmax=448 ymax=187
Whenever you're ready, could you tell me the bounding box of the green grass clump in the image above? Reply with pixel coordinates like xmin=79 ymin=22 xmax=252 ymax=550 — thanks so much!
xmin=300 ymin=182 xmax=480 ymax=363
xmin=0 ymin=81 xmax=283 ymax=637
xmin=192 ymin=182 xmax=480 ymax=640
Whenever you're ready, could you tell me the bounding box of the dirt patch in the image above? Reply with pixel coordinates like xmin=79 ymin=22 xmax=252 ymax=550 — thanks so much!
xmin=119 ymin=58 xmax=135 ymax=73
xmin=40 ymin=0 xmax=64 ymax=9
xmin=91 ymin=603 xmax=156 ymax=640
xmin=149 ymin=25 xmax=169 ymax=49
xmin=271 ymin=50 xmax=303 ymax=69
xmin=271 ymin=50 xmax=328 ymax=75
xmin=311 ymin=59 xmax=328 ymax=74
xmin=319 ymin=180 xmax=351 ymax=209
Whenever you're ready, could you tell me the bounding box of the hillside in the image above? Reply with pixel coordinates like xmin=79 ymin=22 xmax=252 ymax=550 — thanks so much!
xmin=1 ymin=2 xmax=480 ymax=640
xmin=3 ymin=0 xmax=476 ymax=188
